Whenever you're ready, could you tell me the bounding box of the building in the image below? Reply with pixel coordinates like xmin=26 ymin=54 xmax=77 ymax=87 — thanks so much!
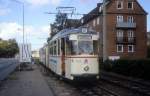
xmin=32 ymin=50 xmax=40 ymax=59
xmin=148 ymin=32 xmax=150 ymax=46
xmin=81 ymin=0 xmax=147 ymax=59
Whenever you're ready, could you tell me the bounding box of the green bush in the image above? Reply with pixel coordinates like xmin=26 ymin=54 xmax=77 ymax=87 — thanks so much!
xmin=102 ymin=59 xmax=150 ymax=80
xmin=148 ymin=46 xmax=150 ymax=58
xmin=102 ymin=60 xmax=113 ymax=71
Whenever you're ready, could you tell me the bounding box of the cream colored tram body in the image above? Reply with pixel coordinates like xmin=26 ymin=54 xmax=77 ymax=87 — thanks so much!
xmin=43 ymin=27 xmax=99 ymax=80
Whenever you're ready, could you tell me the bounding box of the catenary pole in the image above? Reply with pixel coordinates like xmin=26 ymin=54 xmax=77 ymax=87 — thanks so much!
xmin=103 ymin=0 xmax=107 ymax=62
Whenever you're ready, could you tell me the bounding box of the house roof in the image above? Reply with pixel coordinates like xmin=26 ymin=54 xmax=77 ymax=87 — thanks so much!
xmin=81 ymin=3 xmax=103 ymax=25
xmin=81 ymin=0 xmax=147 ymax=25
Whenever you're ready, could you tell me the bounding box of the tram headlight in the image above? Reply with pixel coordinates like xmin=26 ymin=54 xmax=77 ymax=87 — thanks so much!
xmin=84 ymin=66 xmax=89 ymax=71
xmin=70 ymin=76 xmax=74 ymax=80
xmin=96 ymin=75 xmax=100 ymax=79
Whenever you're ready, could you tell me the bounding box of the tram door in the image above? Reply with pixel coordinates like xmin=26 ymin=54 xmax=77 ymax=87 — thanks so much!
xmin=61 ymin=38 xmax=65 ymax=76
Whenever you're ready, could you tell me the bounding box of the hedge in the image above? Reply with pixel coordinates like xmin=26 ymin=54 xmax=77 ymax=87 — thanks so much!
xmin=102 ymin=59 xmax=150 ymax=80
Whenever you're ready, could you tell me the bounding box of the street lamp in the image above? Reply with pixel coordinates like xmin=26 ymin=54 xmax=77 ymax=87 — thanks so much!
xmin=11 ymin=0 xmax=26 ymax=63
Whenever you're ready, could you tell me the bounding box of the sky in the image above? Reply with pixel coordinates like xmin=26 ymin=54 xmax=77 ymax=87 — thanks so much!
xmin=0 ymin=0 xmax=149 ymax=51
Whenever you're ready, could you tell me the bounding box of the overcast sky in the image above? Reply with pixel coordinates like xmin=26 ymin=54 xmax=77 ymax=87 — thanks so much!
xmin=0 ymin=0 xmax=149 ymax=50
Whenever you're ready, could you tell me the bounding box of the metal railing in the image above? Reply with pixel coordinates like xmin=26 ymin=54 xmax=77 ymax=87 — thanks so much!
xmin=116 ymin=22 xmax=136 ymax=28
xmin=116 ymin=37 xmax=136 ymax=44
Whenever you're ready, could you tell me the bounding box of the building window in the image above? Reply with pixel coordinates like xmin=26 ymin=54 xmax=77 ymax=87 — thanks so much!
xmin=127 ymin=16 xmax=134 ymax=23
xmin=117 ymin=15 xmax=123 ymax=22
xmin=117 ymin=1 xmax=123 ymax=9
xmin=128 ymin=45 xmax=134 ymax=52
xmin=117 ymin=30 xmax=124 ymax=43
xmin=128 ymin=2 xmax=133 ymax=9
xmin=117 ymin=30 xmax=124 ymax=37
xmin=128 ymin=30 xmax=135 ymax=43
xmin=117 ymin=45 xmax=124 ymax=52
xmin=128 ymin=30 xmax=134 ymax=37
xmin=97 ymin=17 xmax=99 ymax=25
xmin=93 ymin=19 xmax=96 ymax=27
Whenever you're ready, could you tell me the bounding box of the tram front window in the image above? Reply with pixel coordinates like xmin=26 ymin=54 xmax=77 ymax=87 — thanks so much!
xmin=70 ymin=40 xmax=98 ymax=55
xmin=78 ymin=41 xmax=93 ymax=55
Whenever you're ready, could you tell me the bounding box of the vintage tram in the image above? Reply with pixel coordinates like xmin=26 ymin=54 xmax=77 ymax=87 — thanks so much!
xmin=40 ymin=27 xmax=100 ymax=80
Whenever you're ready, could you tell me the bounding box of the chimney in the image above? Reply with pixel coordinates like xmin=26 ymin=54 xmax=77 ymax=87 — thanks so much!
xmin=97 ymin=3 xmax=101 ymax=7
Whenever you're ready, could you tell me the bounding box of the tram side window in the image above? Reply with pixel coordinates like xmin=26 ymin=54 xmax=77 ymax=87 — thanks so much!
xmin=52 ymin=46 xmax=54 ymax=56
xmin=71 ymin=40 xmax=78 ymax=55
xmin=52 ymin=42 xmax=54 ymax=56
xmin=54 ymin=46 xmax=56 ymax=55
xmin=66 ymin=38 xmax=72 ymax=55
xmin=93 ymin=41 xmax=98 ymax=55
xmin=58 ymin=39 xmax=60 ymax=55
xmin=61 ymin=38 xmax=65 ymax=55
xmin=54 ymin=41 xmax=57 ymax=55
xmin=49 ymin=47 xmax=51 ymax=55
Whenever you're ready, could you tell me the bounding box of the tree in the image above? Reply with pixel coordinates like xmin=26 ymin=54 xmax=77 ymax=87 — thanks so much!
xmin=48 ymin=11 xmax=81 ymax=43
xmin=0 ymin=39 xmax=19 ymax=58
xmin=50 ymin=13 xmax=68 ymax=37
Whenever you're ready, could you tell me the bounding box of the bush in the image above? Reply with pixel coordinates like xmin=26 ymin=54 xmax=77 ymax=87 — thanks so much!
xmin=148 ymin=46 xmax=150 ymax=58
xmin=102 ymin=60 xmax=113 ymax=71
xmin=102 ymin=59 xmax=150 ymax=80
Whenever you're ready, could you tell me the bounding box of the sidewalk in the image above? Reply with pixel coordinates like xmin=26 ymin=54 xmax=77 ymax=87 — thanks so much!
xmin=0 ymin=64 xmax=54 ymax=96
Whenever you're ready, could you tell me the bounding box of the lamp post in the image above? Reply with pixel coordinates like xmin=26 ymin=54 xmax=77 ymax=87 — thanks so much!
xmin=11 ymin=0 xmax=26 ymax=63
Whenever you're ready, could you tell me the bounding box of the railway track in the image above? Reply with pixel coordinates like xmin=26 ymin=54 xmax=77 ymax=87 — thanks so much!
xmin=41 ymin=64 xmax=150 ymax=96
xmin=41 ymin=65 xmax=122 ymax=96
xmin=74 ymin=82 xmax=121 ymax=96
xmin=101 ymin=71 xmax=150 ymax=96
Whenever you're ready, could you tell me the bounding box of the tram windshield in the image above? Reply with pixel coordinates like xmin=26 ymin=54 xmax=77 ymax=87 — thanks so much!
xmin=70 ymin=40 xmax=98 ymax=55
xmin=78 ymin=41 xmax=93 ymax=55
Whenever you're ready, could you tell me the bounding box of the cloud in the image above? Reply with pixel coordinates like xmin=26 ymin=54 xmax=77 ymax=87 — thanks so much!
xmin=80 ymin=0 xmax=90 ymax=3
xmin=80 ymin=0 xmax=101 ymax=4
xmin=23 ymin=0 xmax=62 ymax=7
xmin=24 ymin=0 xmax=50 ymax=7
xmin=0 ymin=22 xmax=50 ymax=50
xmin=0 ymin=8 xmax=10 ymax=16
xmin=0 ymin=22 xmax=21 ymax=39
xmin=50 ymin=0 xmax=61 ymax=6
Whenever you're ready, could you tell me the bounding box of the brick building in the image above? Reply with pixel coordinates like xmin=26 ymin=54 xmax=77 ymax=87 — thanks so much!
xmin=148 ymin=32 xmax=150 ymax=46
xmin=81 ymin=0 xmax=147 ymax=59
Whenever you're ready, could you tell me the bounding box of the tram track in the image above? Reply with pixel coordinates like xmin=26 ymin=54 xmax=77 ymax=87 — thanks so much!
xmin=101 ymin=71 xmax=150 ymax=96
xmin=74 ymin=83 xmax=121 ymax=96
xmin=41 ymin=65 xmax=125 ymax=96
xmin=41 ymin=64 xmax=150 ymax=96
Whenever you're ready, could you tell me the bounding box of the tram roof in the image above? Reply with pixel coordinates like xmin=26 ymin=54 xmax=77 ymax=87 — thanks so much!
xmin=49 ymin=27 xmax=97 ymax=42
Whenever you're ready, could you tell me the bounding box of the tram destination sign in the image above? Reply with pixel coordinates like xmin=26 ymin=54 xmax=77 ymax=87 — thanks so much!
xmin=78 ymin=35 xmax=92 ymax=40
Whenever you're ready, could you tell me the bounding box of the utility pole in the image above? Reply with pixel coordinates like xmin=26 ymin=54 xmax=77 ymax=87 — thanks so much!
xmin=11 ymin=0 xmax=26 ymax=61
xmin=103 ymin=0 xmax=107 ymax=62
xmin=22 ymin=3 xmax=25 ymax=45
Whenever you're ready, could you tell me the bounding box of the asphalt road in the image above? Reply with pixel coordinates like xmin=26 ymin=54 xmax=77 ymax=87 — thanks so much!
xmin=0 ymin=58 xmax=19 ymax=80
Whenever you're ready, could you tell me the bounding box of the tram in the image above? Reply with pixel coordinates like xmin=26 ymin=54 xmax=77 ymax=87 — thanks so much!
xmin=40 ymin=27 xmax=100 ymax=80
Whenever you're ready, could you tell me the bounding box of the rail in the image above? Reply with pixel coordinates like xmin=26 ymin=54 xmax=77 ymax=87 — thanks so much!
xmin=101 ymin=71 xmax=150 ymax=96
